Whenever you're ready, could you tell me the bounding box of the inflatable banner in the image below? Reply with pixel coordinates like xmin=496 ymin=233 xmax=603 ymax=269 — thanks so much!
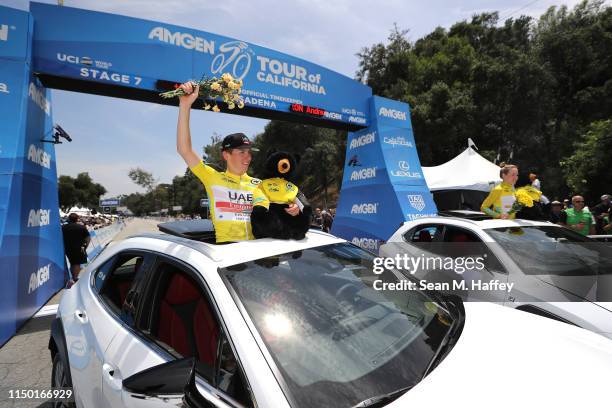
xmin=29 ymin=2 xmax=372 ymax=129
xmin=332 ymin=96 xmax=437 ymax=251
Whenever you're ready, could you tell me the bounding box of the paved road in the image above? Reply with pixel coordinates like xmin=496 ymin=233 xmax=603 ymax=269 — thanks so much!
xmin=0 ymin=218 xmax=160 ymax=407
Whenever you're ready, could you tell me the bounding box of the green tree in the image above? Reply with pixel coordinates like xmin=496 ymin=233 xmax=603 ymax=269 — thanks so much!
xmin=203 ymin=132 xmax=224 ymax=171
xmin=58 ymin=175 xmax=79 ymax=211
xmin=561 ymin=119 xmax=612 ymax=201
xmin=128 ymin=167 xmax=157 ymax=192
xmin=58 ymin=173 xmax=107 ymax=210
xmin=355 ymin=1 xmax=612 ymax=200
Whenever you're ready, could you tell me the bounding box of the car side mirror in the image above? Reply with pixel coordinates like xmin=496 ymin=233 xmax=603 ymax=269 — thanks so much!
xmin=123 ymin=357 xmax=214 ymax=408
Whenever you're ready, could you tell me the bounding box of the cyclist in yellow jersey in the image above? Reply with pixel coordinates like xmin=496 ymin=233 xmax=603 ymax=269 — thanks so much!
xmin=176 ymin=81 xmax=300 ymax=243
xmin=481 ymin=164 xmax=518 ymax=219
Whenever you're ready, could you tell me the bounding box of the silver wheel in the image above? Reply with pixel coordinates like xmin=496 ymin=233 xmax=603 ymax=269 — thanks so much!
xmin=51 ymin=353 xmax=74 ymax=408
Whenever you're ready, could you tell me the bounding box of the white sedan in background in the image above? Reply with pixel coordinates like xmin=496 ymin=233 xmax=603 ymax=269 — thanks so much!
xmin=49 ymin=220 xmax=612 ymax=408
xmin=381 ymin=211 xmax=612 ymax=339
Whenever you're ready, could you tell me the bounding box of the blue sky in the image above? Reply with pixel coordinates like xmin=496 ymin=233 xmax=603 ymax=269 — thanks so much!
xmin=4 ymin=0 xmax=589 ymax=197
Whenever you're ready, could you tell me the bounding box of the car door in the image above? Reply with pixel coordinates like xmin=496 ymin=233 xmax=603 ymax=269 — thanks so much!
xmin=84 ymin=250 xmax=157 ymax=408
xmin=103 ymin=252 xmax=255 ymax=408
xmin=63 ymin=251 xmax=147 ymax=407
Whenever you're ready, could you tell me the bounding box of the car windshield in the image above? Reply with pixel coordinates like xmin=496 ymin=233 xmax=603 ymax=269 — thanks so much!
xmin=486 ymin=226 xmax=612 ymax=276
xmin=220 ymin=243 xmax=462 ymax=408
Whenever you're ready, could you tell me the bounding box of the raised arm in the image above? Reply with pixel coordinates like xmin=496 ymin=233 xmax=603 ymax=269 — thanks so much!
xmin=176 ymin=82 xmax=202 ymax=168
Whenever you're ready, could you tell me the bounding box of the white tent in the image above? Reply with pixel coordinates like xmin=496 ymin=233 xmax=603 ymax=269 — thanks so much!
xmin=423 ymin=147 xmax=500 ymax=192
xmin=65 ymin=206 xmax=94 ymax=216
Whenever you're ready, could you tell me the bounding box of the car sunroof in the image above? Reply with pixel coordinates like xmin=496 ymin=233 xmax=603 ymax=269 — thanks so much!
xmin=158 ymin=219 xmax=217 ymax=243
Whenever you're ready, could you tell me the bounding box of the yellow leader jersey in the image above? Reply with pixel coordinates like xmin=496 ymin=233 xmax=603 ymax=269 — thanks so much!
xmin=190 ymin=161 xmax=268 ymax=243
xmin=481 ymin=182 xmax=516 ymax=219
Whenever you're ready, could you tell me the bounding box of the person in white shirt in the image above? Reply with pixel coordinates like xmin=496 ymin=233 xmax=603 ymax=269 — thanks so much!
xmin=529 ymin=173 xmax=541 ymax=190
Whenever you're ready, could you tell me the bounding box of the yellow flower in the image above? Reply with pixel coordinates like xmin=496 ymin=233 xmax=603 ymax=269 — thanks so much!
xmin=237 ymin=100 xmax=245 ymax=109
xmin=212 ymin=105 xmax=220 ymax=112
xmin=233 ymin=94 xmax=242 ymax=102
xmin=521 ymin=185 xmax=542 ymax=201
xmin=203 ymin=104 xmax=211 ymax=110
xmin=221 ymin=73 xmax=233 ymax=83
xmin=515 ymin=190 xmax=534 ymax=207
xmin=210 ymin=82 xmax=222 ymax=91
xmin=228 ymin=102 xmax=235 ymax=109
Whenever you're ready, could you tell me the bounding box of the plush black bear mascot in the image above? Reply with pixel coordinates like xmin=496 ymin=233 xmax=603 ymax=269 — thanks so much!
xmin=251 ymin=149 xmax=312 ymax=240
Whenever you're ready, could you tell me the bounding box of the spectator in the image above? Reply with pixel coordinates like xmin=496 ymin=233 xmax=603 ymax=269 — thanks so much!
xmin=313 ymin=208 xmax=323 ymax=229
xmin=549 ymin=201 xmax=565 ymax=224
xmin=561 ymin=195 xmax=595 ymax=236
xmin=603 ymin=208 xmax=612 ymax=234
xmin=592 ymin=194 xmax=611 ymax=235
xmin=563 ymin=198 xmax=571 ymax=209
xmin=322 ymin=209 xmax=333 ymax=233
xmin=62 ymin=213 xmax=91 ymax=283
xmin=529 ymin=173 xmax=541 ymax=190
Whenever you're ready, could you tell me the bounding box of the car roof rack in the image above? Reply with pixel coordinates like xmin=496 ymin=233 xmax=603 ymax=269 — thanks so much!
xmin=437 ymin=210 xmax=493 ymax=221
xmin=158 ymin=219 xmax=217 ymax=243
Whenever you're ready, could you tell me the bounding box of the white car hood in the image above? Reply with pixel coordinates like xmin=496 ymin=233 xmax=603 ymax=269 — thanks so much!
xmin=389 ymin=302 xmax=612 ymax=407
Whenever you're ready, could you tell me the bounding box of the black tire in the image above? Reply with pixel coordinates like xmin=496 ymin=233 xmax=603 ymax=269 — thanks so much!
xmin=51 ymin=352 xmax=75 ymax=408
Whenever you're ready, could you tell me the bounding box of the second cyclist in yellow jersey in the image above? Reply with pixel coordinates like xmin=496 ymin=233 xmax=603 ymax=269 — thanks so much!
xmin=481 ymin=164 xmax=519 ymax=219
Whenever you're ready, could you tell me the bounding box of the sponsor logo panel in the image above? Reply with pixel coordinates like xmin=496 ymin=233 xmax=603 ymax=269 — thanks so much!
xmin=351 ymin=237 xmax=379 ymax=251
xmin=378 ymin=107 xmax=407 ymax=121
xmin=350 ymin=203 xmax=378 ymax=215
xmin=27 ymin=145 xmax=51 ymax=169
xmin=27 ymin=209 xmax=51 ymax=227
xmin=349 ymin=131 xmax=376 ymax=149
xmin=350 ymin=167 xmax=377 ymax=181
xmin=28 ymin=263 xmax=51 ymax=294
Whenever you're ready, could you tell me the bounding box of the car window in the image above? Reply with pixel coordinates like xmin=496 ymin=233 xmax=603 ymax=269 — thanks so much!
xmin=442 ymin=226 xmax=506 ymax=273
xmin=443 ymin=226 xmax=480 ymax=243
xmin=95 ymin=253 xmax=148 ymax=320
xmin=139 ymin=259 xmax=253 ymax=407
xmin=220 ymin=243 xmax=463 ymax=408
xmin=93 ymin=258 xmax=113 ymax=292
xmin=404 ymin=224 xmax=443 ymax=243
xmin=486 ymin=226 xmax=612 ymax=276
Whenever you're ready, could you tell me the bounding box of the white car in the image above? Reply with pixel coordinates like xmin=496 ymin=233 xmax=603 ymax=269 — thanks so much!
xmin=49 ymin=220 xmax=612 ymax=408
xmin=380 ymin=211 xmax=612 ymax=339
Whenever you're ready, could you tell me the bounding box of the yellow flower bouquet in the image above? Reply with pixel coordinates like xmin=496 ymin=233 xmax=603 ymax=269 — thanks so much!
xmin=509 ymin=186 xmax=542 ymax=215
xmin=159 ymin=73 xmax=245 ymax=112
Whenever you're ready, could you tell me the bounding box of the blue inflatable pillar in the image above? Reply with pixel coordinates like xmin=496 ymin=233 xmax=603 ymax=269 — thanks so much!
xmin=0 ymin=5 xmax=65 ymax=346
xmin=332 ymin=96 xmax=437 ymax=252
